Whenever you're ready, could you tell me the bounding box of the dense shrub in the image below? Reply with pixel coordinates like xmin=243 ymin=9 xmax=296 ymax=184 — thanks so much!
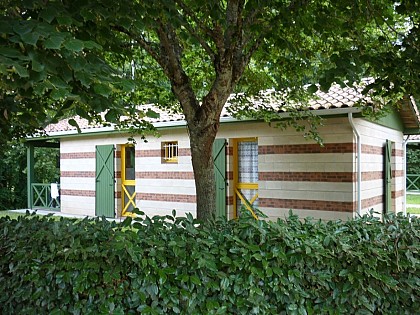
xmin=0 ymin=211 xmax=418 ymax=314
xmin=407 ymin=144 xmax=420 ymax=174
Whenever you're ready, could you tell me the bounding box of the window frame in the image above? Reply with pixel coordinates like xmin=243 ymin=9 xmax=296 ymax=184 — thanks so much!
xmin=162 ymin=141 xmax=179 ymax=163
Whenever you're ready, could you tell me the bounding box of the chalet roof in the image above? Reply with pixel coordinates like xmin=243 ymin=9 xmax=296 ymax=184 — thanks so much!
xmin=43 ymin=84 xmax=420 ymax=135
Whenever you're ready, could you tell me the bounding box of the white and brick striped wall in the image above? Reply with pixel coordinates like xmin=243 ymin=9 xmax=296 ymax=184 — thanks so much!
xmin=354 ymin=119 xmax=405 ymax=216
xmin=57 ymin=117 xmax=405 ymax=220
xmin=135 ymin=129 xmax=196 ymax=217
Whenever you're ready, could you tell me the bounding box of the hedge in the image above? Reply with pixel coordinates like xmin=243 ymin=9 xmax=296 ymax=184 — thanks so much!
xmin=0 ymin=211 xmax=418 ymax=314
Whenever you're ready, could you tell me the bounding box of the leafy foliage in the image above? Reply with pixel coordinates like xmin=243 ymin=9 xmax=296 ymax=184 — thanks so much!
xmin=0 ymin=0 xmax=154 ymax=144
xmin=0 ymin=211 xmax=418 ymax=314
xmin=407 ymin=143 xmax=420 ymax=174
xmin=1 ymin=0 xmax=419 ymax=220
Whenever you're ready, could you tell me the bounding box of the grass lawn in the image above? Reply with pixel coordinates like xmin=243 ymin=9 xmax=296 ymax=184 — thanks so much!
xmin=0 ymin=210 xmax=63 ymax=220
xmin=406 ymin=193 xmax=420 ymax=205
xmin=406 ymin=207 xmax=420 ymax=215
xmin=0 ymin=210 xmax=29 ymax=220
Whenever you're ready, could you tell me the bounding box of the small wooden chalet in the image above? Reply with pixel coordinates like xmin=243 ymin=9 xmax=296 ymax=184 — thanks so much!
xmin=26 ymin=86 xmax=420 ymax=221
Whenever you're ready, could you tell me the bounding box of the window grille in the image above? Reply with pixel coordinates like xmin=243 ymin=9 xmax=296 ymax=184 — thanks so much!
xmin=162 ymin=141 xmax=178 ymax=163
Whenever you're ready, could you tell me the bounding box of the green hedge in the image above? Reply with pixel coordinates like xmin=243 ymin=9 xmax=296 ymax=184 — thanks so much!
xmin=0 ymin=211 xmax=418 ymax=314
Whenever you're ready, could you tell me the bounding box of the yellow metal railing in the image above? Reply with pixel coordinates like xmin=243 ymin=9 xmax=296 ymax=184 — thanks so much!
xmin=235 ymin=187 xmax=258 ymax=219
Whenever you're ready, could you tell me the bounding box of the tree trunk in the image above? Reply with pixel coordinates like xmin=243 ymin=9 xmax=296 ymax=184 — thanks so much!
xmin=189 ymin=123 xmax=218 ymax=221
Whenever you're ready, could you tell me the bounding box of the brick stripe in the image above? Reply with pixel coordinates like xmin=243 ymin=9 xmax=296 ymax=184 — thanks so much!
xmin=259 ymin=143 xmax=354 ymax=154
xmin=136 ymin=148 xmax=191 ymax=157
xmin=61 ymin=189 xmax=121 ymax=198
xmin=392 ymin=170 xmax=404 ymax=178
xmin=362 ymin=170 xmax=404 ymax=181
xmin=61 ymin=171 xmax=95 ymax=178
xmin=393 ymin=149 xmax=404 ymax=157
xmin=61 ymin=152 xmax=95 ymax=159
xmin=136 ymin=171 xmax=194 ymax=179
xmin=227 ymin=195 xmax=233 ymax=206
xmin=137 ymin=193 xmax=196 ymax=203
xmin=60 ymin=171 xmax=123 ymax=178
xmin=361 ymin=195 xmax=383 ymax=208
xmin=392 ymin=190 xmax=404 ymax=199
xmin=362 ymin=144 xmax=382 ymax=155
xmin=362 ymin=144 xmax=403 ymax=156
xmin=259 ymin=198 xmax=354 ymax=212
xmin=362 ymin=171 xmax=382 ymax=181
xmin=61 ymin=189 xmax=95 ymax=197
xmin=259 ymin=172 xmax=354 ymax=182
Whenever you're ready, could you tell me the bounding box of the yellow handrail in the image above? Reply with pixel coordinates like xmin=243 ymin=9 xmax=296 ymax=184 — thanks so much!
xmin=234 ymin=188 xmax=258 ymax=220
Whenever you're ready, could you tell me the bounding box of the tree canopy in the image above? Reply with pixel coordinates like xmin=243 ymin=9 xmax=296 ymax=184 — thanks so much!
xmin=1 ymin=0 xmax=419 ymax=220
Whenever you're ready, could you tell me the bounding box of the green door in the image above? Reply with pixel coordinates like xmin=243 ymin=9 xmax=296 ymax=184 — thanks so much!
xmin=384 ymin=140 xmax=393 ymax=214
xmin=96 ymin=145 xmax=115 ymax=217
xmin=213 ymin=139 xmax=226 ymax=219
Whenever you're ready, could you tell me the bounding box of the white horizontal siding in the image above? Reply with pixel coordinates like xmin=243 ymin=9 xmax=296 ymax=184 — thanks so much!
xmin=61 ymin=196 xmax=95 ymax=216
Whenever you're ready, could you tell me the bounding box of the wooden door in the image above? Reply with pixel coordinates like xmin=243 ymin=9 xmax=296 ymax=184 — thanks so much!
xmin=213 ymin=138 xmax=227 ymax=219
xmin=95 ymin=145 xmax=115 ymax=217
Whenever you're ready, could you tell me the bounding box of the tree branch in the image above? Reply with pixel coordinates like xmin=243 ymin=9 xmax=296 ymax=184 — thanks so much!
xmin=111 ymin=25 xmax=162 ymax=66
xmin=155 ymin=20 xmax=199 ymax=121
xmin=173 ymin=0 xmax=216 ymax=61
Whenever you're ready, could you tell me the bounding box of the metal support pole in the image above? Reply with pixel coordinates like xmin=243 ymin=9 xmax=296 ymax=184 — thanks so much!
xmin=27 ymin=143 xmax=35 ymax=209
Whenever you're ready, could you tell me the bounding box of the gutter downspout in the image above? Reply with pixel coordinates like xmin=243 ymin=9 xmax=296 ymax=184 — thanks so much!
xmin=348 ymin=113 xmax=362 ymax=217
xmin=403 ymin=136 xmax=410 ymax=216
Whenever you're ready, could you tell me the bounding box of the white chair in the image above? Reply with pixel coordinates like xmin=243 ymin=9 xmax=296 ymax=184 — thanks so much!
xmin=50 ymin=183 xmax=60 ymax=208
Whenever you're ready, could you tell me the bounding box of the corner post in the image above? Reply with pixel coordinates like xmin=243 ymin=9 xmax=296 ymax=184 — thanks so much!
xmin=27 ymin=143 xmax=35 ymax=209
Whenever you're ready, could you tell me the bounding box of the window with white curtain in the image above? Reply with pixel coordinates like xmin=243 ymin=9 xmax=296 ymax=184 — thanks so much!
xmin=236 ymin=139 xmax=259 ymax=215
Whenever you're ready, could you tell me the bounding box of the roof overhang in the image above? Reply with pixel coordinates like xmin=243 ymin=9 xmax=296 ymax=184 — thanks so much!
xmin=28 ymin=106 xmax=364 ymax=140
xmin=400 ymin=96 xmax=420 ymax=135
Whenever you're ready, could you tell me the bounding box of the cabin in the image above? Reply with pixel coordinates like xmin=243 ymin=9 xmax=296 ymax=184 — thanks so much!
xmin=26 ymin=85 xmax=420 ymax=221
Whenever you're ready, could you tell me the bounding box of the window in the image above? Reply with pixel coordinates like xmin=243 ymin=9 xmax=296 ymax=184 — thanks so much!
xmin=233 ymin=138 xmax=259 ymax=219
xmin=162 ymin=141 xmax=178 ymax=163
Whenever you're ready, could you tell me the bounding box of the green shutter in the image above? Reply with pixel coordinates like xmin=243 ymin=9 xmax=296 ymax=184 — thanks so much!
xmin=213 ymin=139 xmax=226 ymax=219
xmin=384 ymin=140 xmax=393 ymax=214
xmin=95 ymin=145 xmax=115 ymax=217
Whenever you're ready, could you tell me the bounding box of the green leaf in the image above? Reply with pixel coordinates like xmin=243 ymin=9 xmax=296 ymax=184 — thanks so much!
xmin=190 ymin=275 xmax=201 ymax=285
xmin=307 ymin=84 xmax=318 ymax=94
xmin=32 ymin=59 xmax=44 ymax=72
xmin=40 ymin=7 xmax=58 ymax=23
xmin=0 ymin=47 xmax=22 ymax=58
xmin=44 ymin=35 xmax=65 ymax=49
xmin=83 ymin=40 xmax=102 ymax=50
xmin=13 ymin=22 xmax=33 ymax=36
xmin=14 ymin=64 xmax=29 ymax=77
xmin=21 ymin=32 xmax=40 ymax=46
xmin=64 ymin=39 xmax=84 ymax=52
xmin=220 ymin=256 xmax=232 ymax=264
xmin=146 ymin=109 xmax=160 ymax=119
xmin=120 ymin=79 xmax=136 ymax=92
xmin=57 ymin=16 xmax=73 ymax=26
xmin=75 ymin=71 xmax=92 ymax=88
xmin=68 ymin=118 xmax=81 ymax=133
xmin=80 ymin=9 xmax=96 ymax=22
xmin=94 ymin=83 xmax=112 ymax=97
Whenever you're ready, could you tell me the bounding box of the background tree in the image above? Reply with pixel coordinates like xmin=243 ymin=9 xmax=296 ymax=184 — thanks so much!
xmin=0 ymin=141 xmax=59 ymax=210
xmin=1 ymin=0 xmax=418 ymax=220
xmin=407 ymin=143 xmax=420 ymax=174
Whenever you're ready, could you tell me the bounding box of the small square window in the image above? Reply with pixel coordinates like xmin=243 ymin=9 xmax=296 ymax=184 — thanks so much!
xmin=162 ymin=141 xmax=178 ymax=163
